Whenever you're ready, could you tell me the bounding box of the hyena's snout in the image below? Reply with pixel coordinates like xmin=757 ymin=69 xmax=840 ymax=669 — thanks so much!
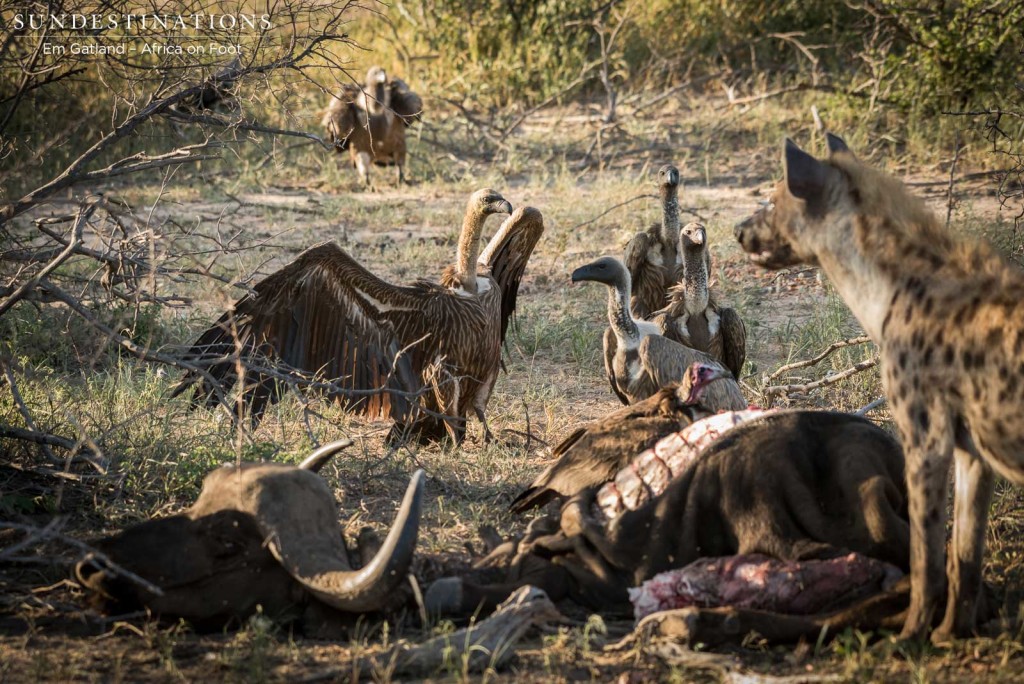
xmin=734 ymin=213 xmax=770 ymax=257
xmin=733 ymin=212 xmax=798 ymax=269
xmin=734 ymin=215 xmax=758 ymax=252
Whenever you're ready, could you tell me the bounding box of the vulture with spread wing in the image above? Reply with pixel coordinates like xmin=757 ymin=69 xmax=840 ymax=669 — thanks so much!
xmin=173 ymin=190 xmax=544 ymax=444
xmin=322 ymin=66 xmax=423 ymax=188
xmin=654 ymin=222 xmax=747 ymax=379
xmin=570 ymin=256 xmax=746 ymax=409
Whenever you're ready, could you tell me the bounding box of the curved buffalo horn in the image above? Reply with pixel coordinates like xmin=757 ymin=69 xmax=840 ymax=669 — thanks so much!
xmin=298 ymin=438 xmax=354 ymax=472
xmin=255 ymin=468 xmax=425 ymax=612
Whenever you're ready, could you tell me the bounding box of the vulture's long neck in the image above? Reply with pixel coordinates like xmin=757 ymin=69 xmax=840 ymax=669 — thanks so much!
xmin=682 ymin=246 xmax=709 ymax=315
xmin=608 ymin=272 xmax=640 ymax=345
xmin=455 ymin=206 xmax=486 ymax=294
xmin=660 ymin=186 xmax=680 ymax=262
xmin=366 ymin=81 xmax=388 ymax=115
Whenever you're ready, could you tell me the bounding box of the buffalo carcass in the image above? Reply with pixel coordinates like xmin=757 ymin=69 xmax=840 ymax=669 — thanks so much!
xmin=426 ymin=411 xmax=926 ymax=643
xmin=76 ymin=440 xmax=423 ymax=633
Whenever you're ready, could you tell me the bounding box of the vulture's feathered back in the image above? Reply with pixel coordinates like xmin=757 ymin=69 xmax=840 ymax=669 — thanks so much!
xmin=509 ymin=365 xmax=736 ymax=514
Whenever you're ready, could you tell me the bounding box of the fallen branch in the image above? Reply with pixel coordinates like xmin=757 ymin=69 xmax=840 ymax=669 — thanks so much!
xmin=352 ymin=586 xmax=562 ymax=680
xmin=0 ymin=520 xmax=165 ymax=597
xmin=566 ymin=193 xmax=657 ymax=232
xmin=764 ymin=356 xmax=880 ymax=400
xmin=0 ymin=204 xmax=93 ymax=318
xmin=766 ymin=336 xmax=872 ymax=383
xmin=855 ymin=397 xmax=888 ymax=416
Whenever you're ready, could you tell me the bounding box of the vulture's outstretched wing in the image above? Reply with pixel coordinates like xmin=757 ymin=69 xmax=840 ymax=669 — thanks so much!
xmin=478 ymin=207 xmax=544 ymax=345
xmin=623 ymin=230 xmax=664 ymax=319
xmin=719 ymin=306 xmax=747 ymax=381
xmin=173 ymin=242 xmax=426 ymax=423
xmin=388 ymin=78 xmax=423 ymax=126
xmin=639 ymin=335 xmax=747 ymax=413
xmin=322 ymin=83 xmax=363 ymax=150
xmin=602 ymin=327 xmax=630 ymax=405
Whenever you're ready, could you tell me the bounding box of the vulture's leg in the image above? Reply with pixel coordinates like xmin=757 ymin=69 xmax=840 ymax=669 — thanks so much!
xmin=396 ymin=162 xmax=405 ymax=185
xmin=474 ymin=407 xmax=495 ymax=443
xmin=355 ymin=151 xmax=373 ymax=189
xmin=934 ymin=441 xmax=994 ymax=643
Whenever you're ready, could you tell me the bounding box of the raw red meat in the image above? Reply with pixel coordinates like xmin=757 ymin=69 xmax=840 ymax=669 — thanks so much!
xmin=629 ymin=552 xmax=904 ymax=620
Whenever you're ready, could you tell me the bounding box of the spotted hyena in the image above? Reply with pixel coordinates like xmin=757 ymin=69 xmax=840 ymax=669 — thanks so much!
xmin=735 ymin=134 xmax=1024 ymax=643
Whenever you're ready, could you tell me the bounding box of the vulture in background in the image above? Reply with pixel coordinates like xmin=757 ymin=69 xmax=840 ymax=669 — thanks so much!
xmin=173 ymin=190 xmax=544 ymax=445
xmin=624 ymin=164 xmax=701 ymax=319
xmin=176 ymin=57 xmax=241 ymax=112
xmin=322 ymin=66 xmax=423 ymax=188
xmin=654 ymin=222 xmax=747 ymax=379
xmin=509 ymin=362 xmax=736 ymax=513
xmin=570 ymin=256 xmax=747 ymax=409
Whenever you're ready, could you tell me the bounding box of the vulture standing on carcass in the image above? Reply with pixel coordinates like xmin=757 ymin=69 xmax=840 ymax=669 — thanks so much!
xmin=571 ymin=256 xmax=746 ymax=408
xmin=173 ymin=190 xmax=544 ymax=444
xmin=654 ymin=222 xmax=747 ymax=379
xmin=322 ymin=66 xmax=423 ymax=188
xmin=624 ymin=164 xmax=703 ymax=319
xmin=510 ymin=362 xmax=742 ymax=513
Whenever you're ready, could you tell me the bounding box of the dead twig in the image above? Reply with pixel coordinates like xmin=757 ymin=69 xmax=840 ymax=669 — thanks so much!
xmin=0 ymin=204 xmax=93 ymax=318
xmin=357 ymin=586 xmax=562 ymax=679
xmin=855 ymin=397 xmax=888 ymax=416
xmin=566 ymin=193 xmax=657 ymax=232
xmin=764 ymin=356 xmax=880 ymax=400
xmin=0 ymin=520 xmax=165 ymax=597
xmin=766 ymin=336 xmax=873 ymax=383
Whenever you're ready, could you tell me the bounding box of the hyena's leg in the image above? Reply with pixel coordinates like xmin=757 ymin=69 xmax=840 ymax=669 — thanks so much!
xmin=934 ymin=440 xmax=994 ymax=643
xmin=888 ymin=387 xmax=955 ymax=641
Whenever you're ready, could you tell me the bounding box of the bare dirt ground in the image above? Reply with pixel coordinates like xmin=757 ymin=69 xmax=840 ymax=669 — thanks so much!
xmin=3 ymin=101 xmax=1024 ymax=682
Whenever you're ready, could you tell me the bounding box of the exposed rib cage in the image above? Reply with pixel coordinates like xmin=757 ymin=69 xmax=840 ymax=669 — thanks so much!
xmin=596 ymin=409 xmax=769 ymax=519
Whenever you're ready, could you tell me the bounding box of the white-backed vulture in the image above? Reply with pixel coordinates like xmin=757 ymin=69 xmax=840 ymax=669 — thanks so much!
xmin=509 ymin=362 xmax=738 ymax=513
xmin=322 ymin=66 xmax=423 ymax=188
xmin=570 ymin=256 xmax=746 ymax=409
xmin=653 ymin=222 xmax=747 ymax=379
xmin=623 ymin=164 xmax=697 ymax=319
xmin=173 ymin=190 xmax=544 ymax=444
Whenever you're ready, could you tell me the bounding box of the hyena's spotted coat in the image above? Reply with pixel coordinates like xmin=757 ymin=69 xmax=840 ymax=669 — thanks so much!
xmin=735 ymin=134 xmax=1024 ymax=643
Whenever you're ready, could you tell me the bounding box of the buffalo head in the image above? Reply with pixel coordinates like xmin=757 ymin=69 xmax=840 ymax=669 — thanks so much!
xmin=76 ymin=440 xmax=424 ymax=630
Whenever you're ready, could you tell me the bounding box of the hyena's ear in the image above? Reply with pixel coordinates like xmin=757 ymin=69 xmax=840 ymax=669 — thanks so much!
xmin=825 ymin=132 xmax=852 ymax=156
xmin=784 ymin=138 xmax=832 ymax=216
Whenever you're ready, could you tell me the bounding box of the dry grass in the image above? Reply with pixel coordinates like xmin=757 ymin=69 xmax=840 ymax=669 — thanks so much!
xmin=2 ymin=94 xmax=1024 ymax=682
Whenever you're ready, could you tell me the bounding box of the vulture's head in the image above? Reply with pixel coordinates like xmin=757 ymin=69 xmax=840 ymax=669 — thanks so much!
xmin=679 ymin=222 xmax=707 ymax=252
xmin=681 ymin=362 xmax=732 ymax=404
xmin=75 ymin=440 xmax=425 ymax=630
xmin=366 ymin=65 xmax=388 ymax=87
xmin=469 ymin=188 xmax=514 ymax=218
xmin=657 ymin=164 xmax=680 ymax=190
xmin=571 ymin=256 xmax=628 ymax=289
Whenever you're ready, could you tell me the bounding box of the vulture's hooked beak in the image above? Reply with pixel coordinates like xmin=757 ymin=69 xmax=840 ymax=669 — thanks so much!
xmin=684 ymin=224 xmax=706 ymax=246
xmin=570 ymin=265 xmax=593 ymax=284
xmin=496 ymin=199 xmax=513 ymax=215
